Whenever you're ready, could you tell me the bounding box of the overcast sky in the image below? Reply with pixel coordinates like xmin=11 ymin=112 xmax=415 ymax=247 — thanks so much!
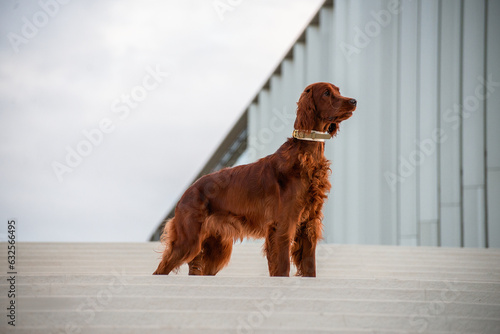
xmin=0 ymin=0 xmax=324 ymax=242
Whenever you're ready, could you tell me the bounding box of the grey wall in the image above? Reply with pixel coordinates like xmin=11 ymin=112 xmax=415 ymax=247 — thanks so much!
xmin=239 ymin=0 xmax=500 ymax=247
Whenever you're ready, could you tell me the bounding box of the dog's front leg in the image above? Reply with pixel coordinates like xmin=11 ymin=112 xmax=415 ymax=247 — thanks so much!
xmin=301 ymin=237 xmax=316 ymax=277
xmin=274 ymin=232 xmax=292 ymax=276
xmin=265 ymin=221 xmax=295 ymax=277
xmin=291 ymin=220 xmax=320 ymax=277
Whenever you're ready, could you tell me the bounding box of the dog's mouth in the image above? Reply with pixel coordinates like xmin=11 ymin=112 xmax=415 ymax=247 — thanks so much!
xmin=323 ymin=110 xmax=354 ymax=136
xmin=326 ymin=123 xmax=337 ymax=135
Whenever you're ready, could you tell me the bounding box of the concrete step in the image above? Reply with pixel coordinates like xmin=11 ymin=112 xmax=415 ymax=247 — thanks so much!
xmin=9 ymin=242 xmax=500 ymax=256
xmin=1 ymin=242 xmax=499 ymax=333
xmin=8 ymin=267 xmax=499 ymax=282
xmin=6 ymin=257 xmax=499 ymax=268
xmin=4 ymin=329 xmax=476 ymax=334
xmin=11 ymin=274 xmax=500 ymax=291
xmin=10 ymin=295 xmax=499 ymax=316
xmin=10 ymin=261 xmax=500 ymax=275
xmin=8 ymin=242 xmax=500 ymax=259
xmin=10 ymin=283 xmax=499 ymax=303
xmin=9 ymin=310 xmax=500 ymax=332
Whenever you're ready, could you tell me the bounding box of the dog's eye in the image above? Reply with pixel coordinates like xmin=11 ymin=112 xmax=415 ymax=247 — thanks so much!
xmin=324 ymin=91 xmax=330 ymax=96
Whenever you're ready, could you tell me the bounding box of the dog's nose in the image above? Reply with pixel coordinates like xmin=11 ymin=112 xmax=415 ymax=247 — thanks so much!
xmin=349 ymin=99 xmax=357 ymax=106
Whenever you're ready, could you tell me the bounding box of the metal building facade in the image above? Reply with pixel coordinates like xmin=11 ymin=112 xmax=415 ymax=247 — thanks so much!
xmin=153 ymin=0 xmax=500 ymax=247
xmin=239 ymin=0 xmax=500 ymax=247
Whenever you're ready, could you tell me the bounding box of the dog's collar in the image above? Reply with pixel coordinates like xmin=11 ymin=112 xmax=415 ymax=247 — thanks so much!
xmin=292 ymin=130 xmax=331 ymax=142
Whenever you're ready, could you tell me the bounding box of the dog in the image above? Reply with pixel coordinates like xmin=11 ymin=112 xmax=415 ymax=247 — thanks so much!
xmin=153 ymin=82 xmax=356 ymax=277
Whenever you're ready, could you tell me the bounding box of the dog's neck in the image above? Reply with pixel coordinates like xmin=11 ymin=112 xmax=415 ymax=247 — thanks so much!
xmin=290 ymin=134 xmax=326 ymax=160
xmin=292 ymin=130 xmax=331 ymax=142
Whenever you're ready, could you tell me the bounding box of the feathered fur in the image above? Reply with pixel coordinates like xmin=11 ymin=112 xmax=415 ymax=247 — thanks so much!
xmin=153 ymin=82 xmax=356 ymax=277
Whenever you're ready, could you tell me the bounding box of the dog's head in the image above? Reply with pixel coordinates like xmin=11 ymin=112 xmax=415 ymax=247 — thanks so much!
xmin=294 ymin=82 xmax=356 ymax=137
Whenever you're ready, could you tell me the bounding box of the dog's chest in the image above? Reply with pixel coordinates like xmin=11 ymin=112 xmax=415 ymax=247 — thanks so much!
xmin=298 ymin=153 xmax=332 ymax=201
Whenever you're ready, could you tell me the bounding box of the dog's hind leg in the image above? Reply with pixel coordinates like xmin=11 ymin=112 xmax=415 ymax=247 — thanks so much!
xmin=188 ymin=253 xmax=203 ymax=275
xmin=153 ymin=212 xmax=204 ymax=275
xmin=201 ymin=235 xmax=233 ymax=275
xmin=264 ymin=222 xmax=279 ymax=275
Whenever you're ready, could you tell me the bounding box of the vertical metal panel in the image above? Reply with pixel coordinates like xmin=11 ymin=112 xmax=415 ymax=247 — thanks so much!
xmin=257 ymin=89 xmax=270 ymax=159
xmin=463 ymin=187 xmax=486 ymax=247
xmin=292 ymin=43 xmax=307 ymax=95
xmin=439 ymin=0 xmax=462 ymax=247
xmin=326 ymin=0 xmax=349 ymax=243
xmin=306 ymin=25 xmax=322 ymax=83
xmin=378 ymin=0 xmax=400 ymax=245
xmin=290 ymin=42 xmax=307 ymax=149
xmin=319 ymin=7 xmax=333 ymax=82
xmin=247 ymin=103 xmax=260 ymax=163
xmin=462 ymin=0 xmax=486 ymax=247
xmin=441 ymin=206 xmax=462 ymax=247
xmin=418 ymin=0 xmax=439 ymax=246
xmin=268 ymin=75 xmax=286 ymax=155
xmin=348 ymin=0 xmax=386 ymax=244
xmin=398 ymin=0 xmax=419 ymax=246
xmin=281 ymin=59 xmax=297 ymax=141
xmin=318 ymin=5 xmax=335 ymax=243
xmin=488 ymin=172 xmax=500 ymax=247
xmin=486 ymin=0 xmax=500 ymax=247
xmin=338 ymin=0 xmax=365 ymax=244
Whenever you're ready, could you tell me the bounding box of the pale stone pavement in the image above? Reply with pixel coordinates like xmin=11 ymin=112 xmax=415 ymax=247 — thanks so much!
xmin=1 ymin=242 xmax=500 ymax=333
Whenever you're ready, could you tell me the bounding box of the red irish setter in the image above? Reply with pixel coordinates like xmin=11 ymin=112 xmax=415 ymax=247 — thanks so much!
xmin=153 ymin=82 xmax=356 ymax=277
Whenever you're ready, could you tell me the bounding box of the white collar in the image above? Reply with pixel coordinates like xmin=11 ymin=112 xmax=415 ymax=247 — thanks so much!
xmin=292 ymin=130 xmax=331 ymax=142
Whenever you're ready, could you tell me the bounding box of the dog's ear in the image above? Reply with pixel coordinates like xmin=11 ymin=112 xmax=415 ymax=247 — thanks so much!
xmin=294 ymin=87 xmax=315 ymax=131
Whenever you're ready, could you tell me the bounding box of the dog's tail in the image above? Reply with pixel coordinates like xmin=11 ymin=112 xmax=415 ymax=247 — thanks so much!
xmin=153 ymin=218 xmax=178 ymax=275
